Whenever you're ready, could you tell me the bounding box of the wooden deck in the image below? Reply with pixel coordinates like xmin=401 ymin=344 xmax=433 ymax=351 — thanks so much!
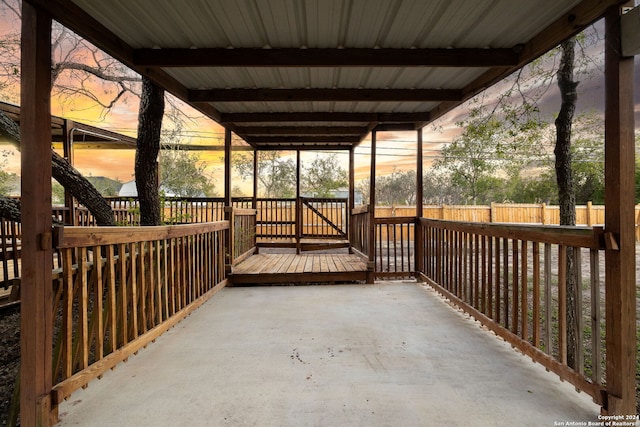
xmin=231 ymin=253 xmax=368 ymax=285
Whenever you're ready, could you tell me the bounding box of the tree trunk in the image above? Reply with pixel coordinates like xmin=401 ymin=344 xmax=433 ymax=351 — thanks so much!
xmin=135 ymin=77 xmax=164 ymax=226
xmin=554 ymin=38 xmax=578 ymax=369
xmin=0 ymin=109 xmax=115 ymax=225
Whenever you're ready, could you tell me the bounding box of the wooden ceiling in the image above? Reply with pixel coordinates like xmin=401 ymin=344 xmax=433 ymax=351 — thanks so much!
xmin=25 ymin=0 xmax=626 ymax=151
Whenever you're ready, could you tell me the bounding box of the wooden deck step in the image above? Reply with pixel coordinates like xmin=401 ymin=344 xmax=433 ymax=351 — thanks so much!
xmin=230 ymin=253 xmax=368 ymax=285
xmin=299 ymin=239 xmax=349 ymax=252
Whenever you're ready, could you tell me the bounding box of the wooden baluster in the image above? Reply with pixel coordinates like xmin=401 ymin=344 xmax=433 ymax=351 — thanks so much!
xmin=558 ymin=244 xmax=567 ymax=364
xmin=532 ymin=242 xmax=541 ymax=348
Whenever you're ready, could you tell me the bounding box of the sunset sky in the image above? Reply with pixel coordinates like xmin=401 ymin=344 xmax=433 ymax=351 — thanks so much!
xmin=0 ymin=4 xmax=637 ymax=196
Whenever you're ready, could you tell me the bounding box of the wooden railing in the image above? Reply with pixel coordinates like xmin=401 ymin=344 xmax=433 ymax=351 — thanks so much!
xmin=50 ymin=221 xmax=229 ymax=406
xmin=228 ymin=208 xmax=257 ymax=265
xmin=350 ymin=205 xmax=370 ymax=258
xmin=299 ymin=197 xmax=347 ymax=239
xmin=255 ymin=198 xmax=296 ymax=241
xmin=417 ymin=219 xmax=607 ymax=405
xmin=0 ymin=217 xmax=21 ymax=300
xmin=374 ymin=217 xmax=415 ymax=278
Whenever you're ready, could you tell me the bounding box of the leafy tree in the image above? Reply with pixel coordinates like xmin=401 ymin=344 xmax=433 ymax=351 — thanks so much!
xmin=231 ymin=185 xmax=246 ymax=197
xmin=433 ymin=115 xmax=503 ymax=204
xmin=52 ymin=182 xmax=65 ymax=204
xmin=422 ymin=170 xmax=465 ymax=205
xmin=0 ymin=150 xmax=17 ymax=195
xmin=86 ymin=176 xmax=122 ymax=197
xmin=302 ymin=154 xmax=347 ymax=197
xmin=234 ymin=151 xmax=296 ymax=198
xmin=160 ymin=149 xmax=216 ymax=197
xmin=376 ymin=168 xmax=416 ymax=206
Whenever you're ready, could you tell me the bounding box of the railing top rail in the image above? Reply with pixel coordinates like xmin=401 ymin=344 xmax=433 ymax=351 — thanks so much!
xmin=230 ymin=208 xmax=258 ymax=216
xmin=375 ymin=216 xmax=416 ymax=224
xmin=351 ymin=205 xmax=370 ymax=215
xmin=300 ymin=197 xmax=348 ymax=203
xmin=420 ymin=218 xmax=604 ymax=249
xmin=55 ymin=221 xmax=229 ymax=248
xmin=255 ymin=198 xmax=297 ymax=202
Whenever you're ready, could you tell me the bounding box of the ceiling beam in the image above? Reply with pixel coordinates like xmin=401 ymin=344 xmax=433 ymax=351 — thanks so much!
xmin=132 ymin=47 xmax=519 ymax=68
xmin=247 ymin=135 xmax=361 ymax=144
xmin=374 ymin=123 xmax=418 ymax=132
xmin=254 ymin=144 xmax=353 ymax=151
xmin=220 ymin=112 xmax=431 ymax=123
xmin=189 ymin=88 xmax=462 ymax=103
xmin=234 ymin=126 xmax=368 ymax=136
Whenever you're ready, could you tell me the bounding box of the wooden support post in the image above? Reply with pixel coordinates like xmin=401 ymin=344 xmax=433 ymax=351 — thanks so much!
xmin=252 ymin=150 xmax=258 ymax=210
xmin=348 ymin=148 xmax=355 ymax=253
xmin=224 ymin=128 xmax=232 ymax=208
xmin=295 ymin=150 xmax=301 ymax=254
xmin=224 ymin=129 xmax=233 ymax=274
xmin=416 ymin=129 xmax=424 ymax=275
xmin=367 ymin=131 xmax=377 ymax=283
xmin=603 ymin=2 xmax=636 ymax=415
xmin=224 ymin=206 xmax=234 ymax=277
xmin=20 ymin=3 xmax=54 ymax=426
xmin=252 ymin=150 xmax=258 ymax=253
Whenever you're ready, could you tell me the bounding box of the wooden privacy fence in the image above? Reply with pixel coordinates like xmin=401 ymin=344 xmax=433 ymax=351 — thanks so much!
xmin=417 ymin=219 xmax=607 ymax=406
xmin=50 ymin=221 xmax=229 ymax=407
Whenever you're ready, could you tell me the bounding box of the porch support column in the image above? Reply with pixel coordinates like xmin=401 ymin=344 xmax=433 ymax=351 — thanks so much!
xmin=224 ymin=128 xmax=232 ymax=207
xmin=348 ymin=147 xmax=355 ymax=253
xmin=603 ymin=3 xmax=636 ymax=415
xmin=367 ymin=131 xmax=377 ymax=283
xmin=252 ymin=150 xmax=258 ymax=209
xmin=224 ymin=128 xmax=233 ymax=274
xmin=416 ymin=128 xmax=424 ymax=275
xmin=296 ymin=150 xmax=301 ymax=254
xmin=20 ymin=3 xmax=54 ymax=426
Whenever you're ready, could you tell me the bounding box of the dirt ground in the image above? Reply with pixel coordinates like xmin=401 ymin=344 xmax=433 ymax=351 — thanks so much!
xmin=0 ymin=308 xmax=19 ymax=427
xmin=1 ymin=246 xmax=639 ymax=425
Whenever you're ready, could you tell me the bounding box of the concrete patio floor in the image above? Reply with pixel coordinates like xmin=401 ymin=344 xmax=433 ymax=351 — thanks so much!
xmin=57 ymin=282 xmax=600 ymax=427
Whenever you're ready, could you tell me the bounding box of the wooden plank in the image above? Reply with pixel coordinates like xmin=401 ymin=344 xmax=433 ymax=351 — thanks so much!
xmin=544 ymin=243 xmax=552 ymax=355
xmin=520 ymin=240 xmax=528 ymax=341
xmin=319 ymin=255 xmax=330 ymax=273
xmin=286 ymin=255 xmax=301 ymax=273
xmin=106 ymin=246 xmax=117 ymax=353
xmin=92 ymin=246 xmax=104 ymax=363
xmin=57 ymin=221 xmax=229 ymax=248
xmin=590 ymin=249 xmax=602 ymax=384
xmin=532 ymin=242 xmax=541 ymax=348
xmin=304 ymin=255 xmax=314 ymax=273
xmin=558 ymin=245 xmax=567 ymax=365
xmin=276 ymin=254 xmax=295 ymax=273
xmin=78 ymin=248 xmax=89 ymax=371
xmin=293 ymin=255 xmax=307 ymax=274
